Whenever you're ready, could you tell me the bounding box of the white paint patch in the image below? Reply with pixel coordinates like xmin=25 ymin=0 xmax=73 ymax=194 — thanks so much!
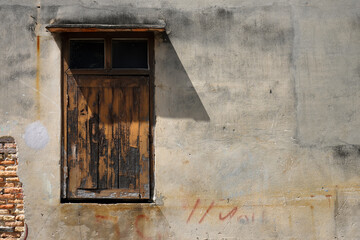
xmin=24 ymin=121 xmax=49 ymax=150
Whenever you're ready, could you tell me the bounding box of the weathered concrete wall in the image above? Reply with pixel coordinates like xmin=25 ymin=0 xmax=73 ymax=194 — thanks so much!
xmin=0 ymin=0 xmax=359 ymax=239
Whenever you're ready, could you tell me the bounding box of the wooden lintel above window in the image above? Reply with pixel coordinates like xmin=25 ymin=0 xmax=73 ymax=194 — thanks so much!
xmin=46 ymin=23 xmax=166 ymax=33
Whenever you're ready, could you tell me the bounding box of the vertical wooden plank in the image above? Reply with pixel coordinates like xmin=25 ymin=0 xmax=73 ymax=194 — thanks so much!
xmin=129 ymin=87 xmax=140 ymax=190
xmin=139 ymin=81 xmax=150 ymax=198
xmin=119 ymin=88 xmax=131 ymax=189
xmin=109 ymin=88 xmax=120 ymax=188
xmin=87 ymin=87 xmax=99 ymax=189
xmin=77 ymin=87 xmax=88 ymax=189
xmin=77 ymin=87 xmax=99 ymax=189
xmin=67 ymin=75 xmax=79 ymax=198
xmin=98 ymin=88 xmax=113 ymax=189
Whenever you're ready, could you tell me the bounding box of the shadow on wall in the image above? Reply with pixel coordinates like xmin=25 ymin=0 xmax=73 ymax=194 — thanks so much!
xmin=153 ymin=33 xmax=210 ymax=122
xmin=51 ymin=31 xmax=210 ymax=122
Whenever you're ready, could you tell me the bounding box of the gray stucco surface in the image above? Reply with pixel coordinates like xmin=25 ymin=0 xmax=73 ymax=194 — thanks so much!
xmin=0 ymin=0 xmax=359 ymax=239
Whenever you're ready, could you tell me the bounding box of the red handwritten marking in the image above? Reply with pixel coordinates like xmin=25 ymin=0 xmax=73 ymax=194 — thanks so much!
xmin=219 ymin=207 xmax=238 ymax=220
xmin=135 ymin=214 xmax=152 ymax=240
xmin=187 ymin=199 xmax=200 ymax=223
xmin=199 ymin=201 xmax=215 ymax=224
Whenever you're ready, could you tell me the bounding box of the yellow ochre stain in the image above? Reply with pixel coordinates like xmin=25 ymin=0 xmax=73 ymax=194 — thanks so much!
xmin=36 ymin=36 xmax=40 ymax=119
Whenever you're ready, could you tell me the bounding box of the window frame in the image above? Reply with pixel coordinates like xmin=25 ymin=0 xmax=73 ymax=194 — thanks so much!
xmin=60 ymin=32 xmax=155 ymax=203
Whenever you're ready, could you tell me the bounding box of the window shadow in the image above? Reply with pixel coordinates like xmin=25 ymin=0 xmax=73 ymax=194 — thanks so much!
xmin=154 ymin=33 xmax=210 ymax=122
xmin=51 ymin=32 xmax=210 ymax=122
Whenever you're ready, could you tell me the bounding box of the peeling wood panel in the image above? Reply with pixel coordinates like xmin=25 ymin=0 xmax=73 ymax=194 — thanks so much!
xmin=66 ymin=75 xmax=150 ymax=199
xmin=84 ymin=87 xmax=99 ymax=189
xmin=139 ymin=83 xmax=150 ymax=198
xmin=77 ymin=87 xmax=89 ymax=189
xmin=66 ymin=75 xmax=79 ymax=198
xmin=98 ymin=88 xmax=112 ymax=189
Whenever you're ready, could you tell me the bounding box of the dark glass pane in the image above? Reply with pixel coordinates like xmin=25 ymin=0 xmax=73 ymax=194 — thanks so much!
xmin=112 ymin=40 xmax=148 ymax=69
xmin=70 ymin=40 xmax=104 ymax=69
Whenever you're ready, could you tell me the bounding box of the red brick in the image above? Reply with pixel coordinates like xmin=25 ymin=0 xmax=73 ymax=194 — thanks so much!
xmin=0 ymin=177 xmax=4 ymax=182
xmin=15 ymin=226 xmax=24 ymax=232
xmin=4 ymin=143 xmax=16 ymax=148
xmin=8 ymin=199 xmax=23 ymax=204
xmin=4 ymin=188 xmax=22 ymax=194
xmin=0 ymin=172 xmax=17 ymax=177
xmin=5 ymin=221 xmax=24 ymax=227
xmin=0 ymin=161 xmax=15 ymax=165
xmin=0 ymin=204 xmax=14 ymax=209
xmin=0 ymin=232 xmax=21 ymax=238
xmin=6 ymin=178 xmax=19 ymax=182
xmin=0 ymin=209 xmax=10 ymax=214
xmin=5 ymin=166 xmax=17 ymax=171
xmin=1 ymin=215 xmax=15 ymax=221
xmin=0 ymin=194 xmax=15 ymax=199
xmin=15 ymin=193 xmax=23 ymax=199
xmin=0 ymin=183 xmax=14 ymax=188
xmin=15 ymin=215 xmax=24 ymax=221
xmin=16 ymin=204 xmax=23 ymax=209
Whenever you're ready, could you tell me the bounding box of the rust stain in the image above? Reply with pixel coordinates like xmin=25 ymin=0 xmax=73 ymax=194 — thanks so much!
xmin=325 ymin=195 xmax=332 ymax=208
xmin=36 ymin=36 xmax=41 ymax=119
xmin=310 ymin=205 xmax=316 ymax=238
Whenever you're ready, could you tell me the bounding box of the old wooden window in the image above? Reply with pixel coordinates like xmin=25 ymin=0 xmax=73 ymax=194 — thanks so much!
xmin=61 ymin=33 xmax=154 ymax=201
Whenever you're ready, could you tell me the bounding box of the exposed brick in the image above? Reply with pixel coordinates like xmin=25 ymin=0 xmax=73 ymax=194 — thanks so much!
xmin=0 ymin=205 xmax=14 ymax=209
xmin=16 ymin=204 xmax=23 ymax=209
xmin=14 ymin=209 xmax=24 ymax=214
xmin=2 ymin=215 xmax=15 ymax=221
xmin=5 ymin=166 xmax=17 ymax=171
xmin=0 ymin=177 xmax=4 ymax=182
xmin=15 ymin=215 xmax=24 ymax=221
xmin=0 ymin=200 xmax=6 ymax=204
xmin=0 ymin=183 xmax=14 ymax=188
xmin=6 ymin=178 xmax=19 ymax=182
xmin=15 ymin=193 xmax=23 ymax=199
xmin=4 ymin=143 xmax=16 ymax=148
xmin=4 ymin=188 xmax=22 ymax=194
xmin=0 ymin=194 xmax=15 ymax=200
xmin=0 ymin=166 xmax=5 ymax=171
xmin=8 ymin=199 xmax=23 ymax=204
xmin=15 ymin=226 xmax=24 ymax=232
xmin=0 ymin=172 xmax=17 ymax=177
xmin=0 ymin=209 xmax=10 ymax=214
xmin=0 ymin=161 xmax=15 ymax=165
xmin=0 ymin=232 xmax=21 ymax=238
xmin=5 ymin=221 xmax=24 ymax=227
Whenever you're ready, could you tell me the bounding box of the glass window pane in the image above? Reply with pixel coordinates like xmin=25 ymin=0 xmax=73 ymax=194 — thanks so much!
xmin=112 ymin=40 xmax=148 ymax=69
xmin=70 ymin=40 xmax=104 ymax=69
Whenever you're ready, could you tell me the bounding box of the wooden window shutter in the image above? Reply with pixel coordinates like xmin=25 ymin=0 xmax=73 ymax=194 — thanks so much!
xmin=65 ymin=74 xmax=150 ymax=200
